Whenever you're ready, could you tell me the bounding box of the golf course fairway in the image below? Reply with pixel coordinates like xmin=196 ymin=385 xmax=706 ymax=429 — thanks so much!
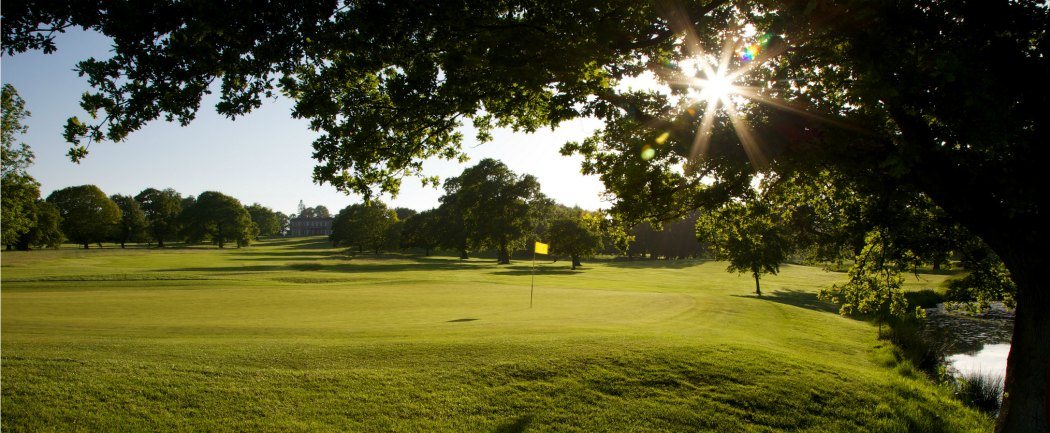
xmin=1 ymin=237 xmax=991 ymax=431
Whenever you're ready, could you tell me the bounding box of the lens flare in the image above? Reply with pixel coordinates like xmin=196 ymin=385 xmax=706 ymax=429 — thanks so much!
xmin=739 ymin=44 xmax=760 ymax=62
xmin=655 ymin=132 xmax=670 ymax=145
xmin=640 ymin=145 xmax=656 ymax=161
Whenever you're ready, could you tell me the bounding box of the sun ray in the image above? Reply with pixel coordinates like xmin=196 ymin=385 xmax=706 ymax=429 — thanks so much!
xmin=690 ymin=98 xmax=720 ymax=163
xmin=734 ymin=87 xmax=865 ymax=132
xmin=721 ymin=97 xmax=768 ymax=169
xmin=635 ymin=10 xmax=866 ymax=169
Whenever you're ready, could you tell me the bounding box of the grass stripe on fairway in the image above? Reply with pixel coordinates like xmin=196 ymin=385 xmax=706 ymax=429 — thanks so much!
xmin=1 ymin=238 xmax=990 ymax=432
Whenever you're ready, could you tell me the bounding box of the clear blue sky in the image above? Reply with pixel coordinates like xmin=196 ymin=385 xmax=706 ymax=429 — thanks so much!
xmin=1 ymin=30 xmax=609 ymax=215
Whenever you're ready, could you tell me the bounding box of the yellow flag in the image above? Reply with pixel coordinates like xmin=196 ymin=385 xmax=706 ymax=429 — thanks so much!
xmin=534 ymin=241 xmax=549 ymax=255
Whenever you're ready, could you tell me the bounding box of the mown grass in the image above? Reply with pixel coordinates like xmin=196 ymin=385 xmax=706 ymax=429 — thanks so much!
xmin=1 ymin=238 xmax=991 ymax=431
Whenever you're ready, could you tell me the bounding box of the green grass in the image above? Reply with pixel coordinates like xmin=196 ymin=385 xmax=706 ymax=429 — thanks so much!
xmin=1 ymin=238 xmax=990 ymax=432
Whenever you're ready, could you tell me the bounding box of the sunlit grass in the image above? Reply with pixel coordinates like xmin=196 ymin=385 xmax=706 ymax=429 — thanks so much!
xmin=1 ymin=238 xmax=991 ymax=431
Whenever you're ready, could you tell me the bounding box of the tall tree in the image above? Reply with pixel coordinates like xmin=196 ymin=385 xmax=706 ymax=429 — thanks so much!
xmin=312 ymin=205 xmax=331 ymax=218
xmin=1 ymin=84 xmax=41 ymax=250
xmin=400 ymin=209 xmax=440 ymax=256
xmin=17 ymin=200 xmax=63 ymax=249
xmin=2 ymin=173 xmax=39 ymax=250
xmin=1 ymin=84 xmax=33 ymax=176
xmin=180 ymin=191 xmax=254 ymax=248
xmin=246 ymin=203 xmax=281 ymax=238
xmin=135 ymin=188 xmax=183 ymax=247
xmin=547 ymin=211 xmax=604 ymax=270
xmin=393 ymin=207 xmax=418 ymax=221
xmin=297 ymin=204 xmax=331 ymax=219
xmin=275 ymin=212 xmax=290 ymax=236
xmin=330 ymin=202 xmax=397 ymax=254
xmin=110 ymin=194 xmax=148 ymax=248
xmin=442 ymin=159 xmax=544 ymax=264
xmin=6 ymin=2 xmax=1048 ymax=429
xmin=818 ymin=229 xmax=909 ymax=337
xmin=696 ymin=200 xmax=791 ymax=297
xmin=435 ymin=185 xmax=470 ymax=260
xmin=46 ymin=185 xmax=120 ymax=249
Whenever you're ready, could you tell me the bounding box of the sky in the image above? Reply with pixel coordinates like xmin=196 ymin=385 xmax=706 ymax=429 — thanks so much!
xmin=1 ymin=30 xmax=610 ymax=215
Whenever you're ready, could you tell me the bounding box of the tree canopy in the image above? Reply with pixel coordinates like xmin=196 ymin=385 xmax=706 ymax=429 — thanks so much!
xmin=400 ymin=209 xmax=440 ymax=256
xmin=46 ymin=185 xmax=120 ymax=248
xmin=246 ymin=203 xmax=282 ymax=238
xmin=134 ymin=188 xmax=183 ymax=247
xmin=441 ymin=159 xmax=544 ymax=264
xmin=1 ymin=84 xmax=41 ymax=249
xmin=696 ymin=199 xmax=789 ymax=296
xmin=110 ymin=194 xmax=149 ymax=248
xmin=331 ymin=201 xmax=398 ymax=254
xmin=18 ymin=200 xmax=63 ymax=249
xmin=180 ymin=191 xmax=255 ymax=248
xmin=546 ymin=210 xmax=604 ymax=270
xmin=296 ymin=204 xmax=331 ymax=219
xmin=4 ymin=1 xmax=1047 ymax=429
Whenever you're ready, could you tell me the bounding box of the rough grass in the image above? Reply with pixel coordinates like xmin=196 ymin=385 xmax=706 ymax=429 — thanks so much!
xmin=953 ymin=371 xmax=1004 ymax=414
xmin=1 ymin=238 xmax=991 ymax=432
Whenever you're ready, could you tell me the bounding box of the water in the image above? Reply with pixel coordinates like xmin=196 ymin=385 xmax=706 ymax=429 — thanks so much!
xmin=923 ymin=303 xmax=1013 ymax=383
xmin=946 ymin=343 xmax=1009 ymax=378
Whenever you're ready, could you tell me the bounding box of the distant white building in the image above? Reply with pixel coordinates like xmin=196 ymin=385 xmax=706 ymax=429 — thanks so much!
xmin=288 ymin=217 xmax=334 ymax=237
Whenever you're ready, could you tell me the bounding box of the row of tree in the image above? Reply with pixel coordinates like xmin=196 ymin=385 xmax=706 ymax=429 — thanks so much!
xmin=6 ymin=182 xmax=294 ymax=250
xmin=328 ymin=159 xmax=605 ymax=269
xmin=3 ymin=85 xmax=306 ymax=250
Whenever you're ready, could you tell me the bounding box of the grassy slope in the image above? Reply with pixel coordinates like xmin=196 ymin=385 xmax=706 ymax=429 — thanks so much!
xmin=1 ymin=238 xmax=988 ymax=432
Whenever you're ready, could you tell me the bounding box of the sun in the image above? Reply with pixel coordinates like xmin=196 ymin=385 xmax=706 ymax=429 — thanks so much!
xmin=694 ymin=69 xmax=738 ymax=101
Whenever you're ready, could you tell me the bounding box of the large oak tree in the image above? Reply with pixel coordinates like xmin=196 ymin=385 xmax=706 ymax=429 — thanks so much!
xmin=441 ymin=159 xmax=544 ymax=264
xmin=3 ymin=2 xmax=1046 ymax=430
xmin=180 ymin=191 xmax=255 ymax=248
xmin=1 ymin=84 xmax=41 ymax=250
xmin=135 ymin=188 xmax=183 ymax=247
xmin=46 ymin=185 xmax=120 ymax=249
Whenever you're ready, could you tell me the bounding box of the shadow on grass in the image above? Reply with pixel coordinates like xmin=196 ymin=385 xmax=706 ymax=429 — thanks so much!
xmin=254 ymin=237 xmax=334 ymax=248
xmin=491 ymin=265 xmax=583 ymax=276
xmin=733 ymin=289 xmax=840 ymax=314
xmin=231 ymin=249 xmax=345 ymax=259
xmin=603 ymin=258 xmax=708 ymax=269
xmin=494 ymin=414 xmax=533 ymax=433
xmin=157 ymin=260 xmax=474 ymax=274
xmin=447 ymin=318 xmax=479 ymax=323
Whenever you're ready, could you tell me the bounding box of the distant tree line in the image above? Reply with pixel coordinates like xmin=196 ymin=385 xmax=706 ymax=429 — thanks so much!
xmin=328 ymin=158 xmax=705 ymax=268
xmin=2 ymin=85 xmax=306 ymax=250
xmin=5 ymin=181 xmax=295 ymax=250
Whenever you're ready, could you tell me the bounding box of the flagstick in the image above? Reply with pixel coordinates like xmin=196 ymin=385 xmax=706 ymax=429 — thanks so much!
xmin=530 ymin=249 xmax=536 ymax=308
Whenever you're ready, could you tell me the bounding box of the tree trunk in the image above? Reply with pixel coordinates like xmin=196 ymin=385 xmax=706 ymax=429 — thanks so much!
xmin=120 ymin=241 xmax=126 ymax=249
xmin=424 ymin=246 xmax=431 ymax=256
xmin=754 ymin=273 xmax=762 ymax=297
xmin=571 ymin=254 xmax=581 ymax=270
xmin=83 ymin=243 xmax=89 ymax=249
xmin=995 ymin=251 xmax=1049 ymax=433
xmin=157 ymin=238 xmax=165 ymax=248
xmin=497 ymin=239 xmax=510 ymax=265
